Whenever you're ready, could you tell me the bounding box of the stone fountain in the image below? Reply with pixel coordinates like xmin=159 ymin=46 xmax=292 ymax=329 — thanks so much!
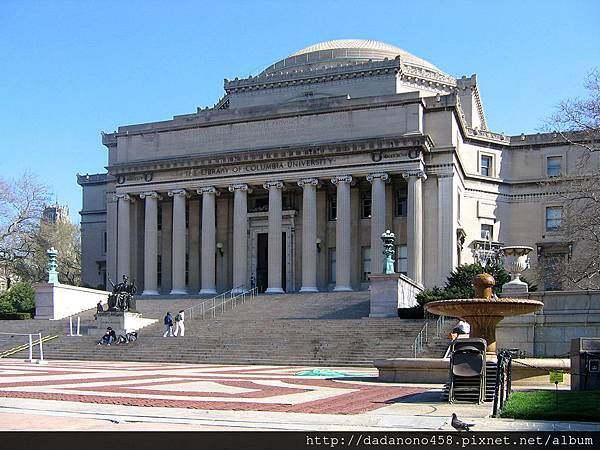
xmin=424 ymin=273 xmax=543 ymax=355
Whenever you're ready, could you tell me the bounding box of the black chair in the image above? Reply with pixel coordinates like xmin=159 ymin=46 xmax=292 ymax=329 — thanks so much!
xmin=449 ymin=338 xmax=487 ymax=404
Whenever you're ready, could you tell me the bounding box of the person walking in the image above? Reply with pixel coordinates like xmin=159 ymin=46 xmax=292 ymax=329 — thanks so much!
xmin=163 ymin=312 xmax=174 ymax=337
xmin=174 ymin=310 xmax=185 ymax=337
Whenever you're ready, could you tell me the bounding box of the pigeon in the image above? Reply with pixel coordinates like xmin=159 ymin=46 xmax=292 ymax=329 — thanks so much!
xmin=451 ymin=413 xmax=475 ymax=432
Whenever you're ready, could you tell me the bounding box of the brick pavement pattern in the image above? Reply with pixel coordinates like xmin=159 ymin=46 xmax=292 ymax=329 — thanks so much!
xmin=0 ymin=359 xmax=427 ymax=414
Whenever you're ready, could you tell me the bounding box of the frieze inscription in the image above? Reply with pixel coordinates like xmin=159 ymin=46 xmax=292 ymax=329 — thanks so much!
xmin=177 ymin=157 xmax=335 ymax=178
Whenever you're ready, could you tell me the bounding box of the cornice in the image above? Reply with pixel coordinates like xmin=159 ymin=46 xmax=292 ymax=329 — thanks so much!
xmin=107 ymin=134 xmax=433 ymax=176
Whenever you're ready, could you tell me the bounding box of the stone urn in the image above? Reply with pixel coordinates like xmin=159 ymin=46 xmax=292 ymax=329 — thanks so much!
xmin=499 ymin=246 xmax=533 ymax=295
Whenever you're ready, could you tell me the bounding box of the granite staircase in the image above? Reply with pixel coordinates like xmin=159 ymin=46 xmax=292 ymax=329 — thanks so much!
xmin=5 ymin=292 xmax=448 ymax=367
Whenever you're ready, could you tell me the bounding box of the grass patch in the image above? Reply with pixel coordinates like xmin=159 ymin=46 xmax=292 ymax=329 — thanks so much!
xmin=501 ymin=390 xmax=600 ymax=422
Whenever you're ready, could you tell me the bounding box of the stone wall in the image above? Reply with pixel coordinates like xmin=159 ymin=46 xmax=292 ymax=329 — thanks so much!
xmin=34 ymin=283 xmax=110 ymax=320
xmin=497 ymin=290 xmax=600 ymax=357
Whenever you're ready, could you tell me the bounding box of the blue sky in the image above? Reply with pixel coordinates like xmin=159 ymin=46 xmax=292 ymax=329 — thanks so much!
xmin=1 ymin=0 xmax=599 ymax=222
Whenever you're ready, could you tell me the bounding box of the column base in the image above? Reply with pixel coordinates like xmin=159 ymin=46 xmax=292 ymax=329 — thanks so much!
xmin=265 ymin=287 xmax=285 ymax=294
xmin=198 ymin=288 xmax=217 ymax=295
xmin=333 ymin=286 xmax=353 ymax=292
xmin=141 ymin=290 xmax=159 ymax=296
xmin=169 ymin=289 xmax=188 ymax=295
xmin=299 ymin=286 xmax=318 ymax=293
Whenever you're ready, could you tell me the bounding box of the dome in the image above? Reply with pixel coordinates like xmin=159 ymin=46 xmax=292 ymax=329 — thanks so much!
xmin=261 ymin=39 xmax=440 ymax=75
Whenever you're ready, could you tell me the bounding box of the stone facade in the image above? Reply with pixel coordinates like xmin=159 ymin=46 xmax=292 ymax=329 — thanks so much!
xmin=79 ymin=39 xmax=592 ymax=295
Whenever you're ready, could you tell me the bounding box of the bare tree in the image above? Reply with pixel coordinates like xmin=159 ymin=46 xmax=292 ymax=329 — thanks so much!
xmin=543 ymin=69 xmax=600 ymax=289
xmin=0 ymin=173 xmax=50 ymax=270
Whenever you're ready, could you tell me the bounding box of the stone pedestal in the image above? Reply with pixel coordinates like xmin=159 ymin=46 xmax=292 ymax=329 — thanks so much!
xmin=502 ymin=279 xmax=529 ymax=295
xmin=369 ymin=273 xmax=422 ymax=318
xmin=87 ymin=311 xmax=156 ymax=336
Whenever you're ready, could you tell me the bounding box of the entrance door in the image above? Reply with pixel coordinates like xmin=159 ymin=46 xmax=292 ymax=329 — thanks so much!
xmin=255 ymin=232 xmax=287 ymax=293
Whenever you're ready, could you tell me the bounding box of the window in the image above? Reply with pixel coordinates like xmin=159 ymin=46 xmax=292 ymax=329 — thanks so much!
xmin=185 ymin=253 xmax=189 ymax=285
xmin=361 ymin=247 xmax=371 ymax=281
xmin=545 ymin=207 xmax=562 ymax=231
xmin=328 ymin=248 xmax=336 ymax=283
xmin=547 ymin=156 xmax=562 ymax=177
xmin=395 ymin=191 xmax=407 ymax=217
xmin=480 ymin=155 xmax=493 ymax=177
xmin=328 ymin=194 xmax=337 ymax=221
xmin=361 ymin=192 xmax=372 ymax=219
xmin=157 ymin=204 xmax=162 ymax=231
xmin=103 ymin=232 xmax=107 ymax=254
xmin=396 ymin=245 xmax=408 ymax=274
xmin=185 ymin=205 xmax=189 ymax=229
xmin=542 ymin=253 xmax=565 ymax=290
xmin=157 ymin=254 xmax=162 ymax=287
xmin=481 ymin=224 xmax=493 ymax=241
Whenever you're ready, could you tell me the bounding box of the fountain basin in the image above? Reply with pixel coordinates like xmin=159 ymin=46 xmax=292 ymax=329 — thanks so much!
xmin=424 ymin=273 xmax=544 ymax=354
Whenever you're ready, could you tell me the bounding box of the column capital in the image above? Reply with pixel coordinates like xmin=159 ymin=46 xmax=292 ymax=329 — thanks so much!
xmin=139 ymin=191 xmax=162 ymax=200
xmin=115 ymin=193 xmax=134 ymax=202
xmin=402 ymin=170 xmax=427 ymax=181
xmin=263 ymin=180 xmax=284 ymax=190
xmin=197 ymin=186 xmax=220 ymax=196
xmin=331 ymin=175 xmax=353 ymax=185
xmin=228 ymin=183 xmax=251 ymax=193
xmin=366 ymin=172 xmax=390 ymax=183
xmin=168 ymin=189 xmax=189 ymax=198
xmin=297 ymin=177 xmax=319 ymax=187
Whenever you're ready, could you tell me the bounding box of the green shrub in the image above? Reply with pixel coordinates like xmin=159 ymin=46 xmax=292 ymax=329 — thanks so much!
xmin=0 ymin=312 xmax=32 ymax=320
xmin=0 ymin=282 xmax=35 ymax=316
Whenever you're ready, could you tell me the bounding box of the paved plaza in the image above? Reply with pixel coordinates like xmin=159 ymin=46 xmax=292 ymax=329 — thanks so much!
xmin=0 ymin=358 xmax=598 ymax=431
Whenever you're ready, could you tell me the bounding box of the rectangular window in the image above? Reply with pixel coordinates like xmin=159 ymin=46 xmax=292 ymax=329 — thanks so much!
xmin=361 ymin=247 xmax=371 ymax=281
xmin=328 ymin=248 xmax=336 ymax=283
xmin=547 ymin=156 xmax=562 ymax=177
xmin=185 ymin=253 xmax=189 ymax=285
xmin=361 ymin=192 xmax=372 ymax=219
xmin=103 ymin=232 xmax=107 ymax=254
xmin=545 ymin=207 xmax=562 ymax=231
xmin=481 ymin=224 xmax=493 ymax=241
xmin=395 ymin=191 xmax=407 ymax=217
xmin=543 ymin=253 xmax=565 ymax=290
xmin=396 ymin=245 xmax=408 ymax=274
xmin=481 ymin=155 xmax=492 ymax=177
xmin=157 ymin=254 xmax=162 ymax=287
xmin=328 ymin=194 xmax=337 ymax=221
xmin=185 ymin=205 xmax=189 ymax=229
xmin=157 ymin=204 xmax=162 ymax=231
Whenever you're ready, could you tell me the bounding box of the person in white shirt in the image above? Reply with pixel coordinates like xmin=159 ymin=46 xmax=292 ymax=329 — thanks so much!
xmin=174 ymin=310 xmax=185 ymax=337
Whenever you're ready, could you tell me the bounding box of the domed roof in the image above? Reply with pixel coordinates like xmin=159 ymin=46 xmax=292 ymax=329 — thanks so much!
xmin=261 ymin=39 xmax=440 ymax=75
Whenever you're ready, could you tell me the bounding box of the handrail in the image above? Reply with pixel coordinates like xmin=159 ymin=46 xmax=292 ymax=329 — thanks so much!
xmin=411 ymin=321 xmax=428 ymax=358
xmin=184 ymin=286 xmax=258 ymax=320
xmin=0 ymin=332 xmax=54 ymax=363
xmin=411 ymin=315 xmax=449 ymax=358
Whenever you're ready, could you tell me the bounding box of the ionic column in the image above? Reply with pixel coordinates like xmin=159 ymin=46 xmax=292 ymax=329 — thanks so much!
xmin=298 ymin=178 xmax=319 ymax=292
xmin=168 ymin=189 xmax=188 ymax=294
xmin=367 ymin=173 xmax=389 ymax=275
xmin=116 ymin=193 xmax=133 ymax=280
xmin=264 ymin=181 xmax=285 ymax=294
xmin=403 ymin=170 xmax=427 ymax=285
xmin=198 ymin=186 xmax=219 ymax=295
xmin=331 ymin=175 xmax=353 ymax=291
xmin=229 ymin=184 xmax=250 ymax=293
xmin=140 ymin=192 xmax=161 ymax=295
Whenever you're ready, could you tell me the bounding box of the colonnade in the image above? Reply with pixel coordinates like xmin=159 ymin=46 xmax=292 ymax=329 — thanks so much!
xmin=115 ymin=170 xmax=427 ymax=295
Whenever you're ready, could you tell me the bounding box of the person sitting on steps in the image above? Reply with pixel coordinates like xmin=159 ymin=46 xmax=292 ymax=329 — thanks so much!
xmin=448 ymin=319 xmax=470 ymax=341
xmin=97 ymin=327 xmax=116 ymax=346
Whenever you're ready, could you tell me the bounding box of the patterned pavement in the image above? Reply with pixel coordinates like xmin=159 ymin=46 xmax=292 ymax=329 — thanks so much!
xmin=0 ymin=359 xmax=427 ymax=415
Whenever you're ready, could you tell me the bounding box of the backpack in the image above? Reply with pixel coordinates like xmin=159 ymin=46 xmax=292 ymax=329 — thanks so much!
xmin=175 ymin=313 xmax=182 ymax=322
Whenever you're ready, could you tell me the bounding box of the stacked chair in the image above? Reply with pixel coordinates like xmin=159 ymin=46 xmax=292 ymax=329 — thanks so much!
xmin=448 ymin=338 xmax=487 ymax=404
